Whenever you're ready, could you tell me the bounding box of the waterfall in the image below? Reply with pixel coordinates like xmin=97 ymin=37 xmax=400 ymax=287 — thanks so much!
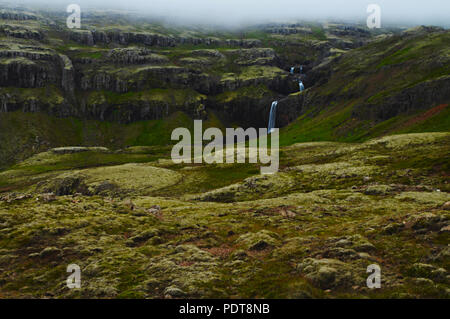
xmin=268 ymin=101 xmax=278 ymax=134
xmin=299 ymin=80 xmax=305 ymax=92
xmin=300 ymin=65 xmax=303 ymax=74
xmin=290 ymin=67 xmax=295 ymax=74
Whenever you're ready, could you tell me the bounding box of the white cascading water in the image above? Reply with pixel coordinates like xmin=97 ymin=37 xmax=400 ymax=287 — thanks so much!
xmin=290 ymin=67 xmax=295 ymax=74
xmin=299 ymin=80 xmax=305 ymax=92
xmin=268 ymin=101 xmax=278 ymax=134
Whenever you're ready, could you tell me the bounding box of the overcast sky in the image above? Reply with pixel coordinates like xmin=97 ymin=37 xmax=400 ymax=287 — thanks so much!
xmin=12 ymin=0 xmax=450 ymax=27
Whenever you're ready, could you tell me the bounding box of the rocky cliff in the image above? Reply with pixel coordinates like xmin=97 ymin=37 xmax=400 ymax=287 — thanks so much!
xmin=0 ymin=8 xmax=448 ymax=150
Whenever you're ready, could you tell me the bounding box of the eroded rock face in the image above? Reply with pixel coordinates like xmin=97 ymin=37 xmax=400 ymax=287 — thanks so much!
xmin=276 ymin=92 xmax=307 ymax=127
xmin=208 ymin=94 xmax=278 ymax=128
xmin=328 ymin=25 xmax=371 ymax=43
xmin=0 ymin=10 xmax=38 ymax=21
xmin=68 ymin=29 xmax=262 ymax=48
xmin=59 ymin=54 xmax=75 ymax=93
xmin=81 ymin=93 xmax=207 ymax=123
xmin=0 ymin=88 xmax=68 ymax=115
xmin=228 ymin=48 xmax=278 ymax=66
xmin=0 ymin=45 xmax=77 ymax=115
xmin=0 ymin=47 xmax=73 ymax=90
xmin=0 ymin=50 xmax=61 ymax=88
xmin=107 ymin=48 xmax=169 ymax=65
xmin=68 ymin=30 xmax=94 ymax=46
xmin=353 ymin=76 xmax=450 ymax=121
xmin=0 ymin=24 xmax=44 ymax=40
xmin=77 ymin=65 xmax=212 ymax=94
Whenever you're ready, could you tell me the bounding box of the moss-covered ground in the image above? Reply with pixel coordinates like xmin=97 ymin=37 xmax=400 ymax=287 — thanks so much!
xmin=0 ymin=132 xmax=448 ymax=298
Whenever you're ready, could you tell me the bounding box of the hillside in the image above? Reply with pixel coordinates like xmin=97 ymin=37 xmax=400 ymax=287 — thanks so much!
xmin=0 ymin=5 xmax=449 ymax=299
xmin=278 ymin=26 xmax=450 ymax=145
xmin=3 ymin=7 xmax=443 ymax=167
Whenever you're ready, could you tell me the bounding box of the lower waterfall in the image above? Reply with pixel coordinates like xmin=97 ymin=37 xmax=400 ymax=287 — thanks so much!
xmin=299 ymin=80 xmax=305 ymax=92
xmin=268 ymin=101 xmax=278 ymax=134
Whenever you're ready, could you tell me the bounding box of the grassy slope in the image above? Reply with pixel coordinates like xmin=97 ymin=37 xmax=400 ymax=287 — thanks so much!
xmin=279 ymin=29 xmax=450 ymax=146
xmin=0 ymin=109 xmax=228 ymax=170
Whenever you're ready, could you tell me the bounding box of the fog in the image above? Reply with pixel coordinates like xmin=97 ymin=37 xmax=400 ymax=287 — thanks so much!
xmin=12 ymin=0 xmax=450 ymax=27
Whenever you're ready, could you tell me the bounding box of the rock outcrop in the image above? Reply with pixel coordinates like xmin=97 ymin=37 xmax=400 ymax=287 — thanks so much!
xmin=0 ymin=10 xmax=38 ymax=21
xmin=107 ymin=48 xmax=169 ymax=65
xmin=0 ymin=25 xmax=44 ymax=40
xmin=353 ymin=76 xmax=450 ymax=121
xmin=68 ymin=29 xmax=262 ymax=48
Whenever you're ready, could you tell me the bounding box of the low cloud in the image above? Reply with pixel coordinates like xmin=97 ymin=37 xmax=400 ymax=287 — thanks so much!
xmin=13 ymin=0 xmax=450 ymax=27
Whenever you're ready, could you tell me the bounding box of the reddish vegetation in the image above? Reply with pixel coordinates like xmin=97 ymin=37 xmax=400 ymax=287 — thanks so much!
xmin=123 ymin=232 xmax=131 ymax=239
xmin=204 ymin=246 xmax=235 ymax=258
xmin=403 ymin=104 xmax=448 ymax=128
xmin=247 ymin=247 xmax=272 ymax=259
xmin=366 ymin=70 xmax=390 ymax=96
xmin=177 ymin=261 xmax=195 ymax=267
xmin=240 ymin=205 xmax=298 ymax=218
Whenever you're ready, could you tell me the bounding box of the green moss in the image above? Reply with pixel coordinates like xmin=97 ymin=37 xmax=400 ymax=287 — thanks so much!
xmin=0 ymin=86 xmax=64 ymax=107
xmin=279 ymin=105 xmax=355 ymax=146
xmin=378 ymin=48 xmax=413 ymax=67
xmin=214 ymin=85 xmax=273 ymax=103
xmin=0 ymin=109 xmax=228 ymax=169
xmin=1 ymin=132 xmax=449 ymax=298
xmin=311 ymin=26 xmax=327 ymax=41
xmin=74 ymin=50 xmax=106 ymax=59
xmin=86 ymin=88 xmax=205 ymax=107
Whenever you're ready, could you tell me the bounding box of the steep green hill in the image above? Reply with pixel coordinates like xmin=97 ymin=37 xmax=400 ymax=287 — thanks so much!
xmin=279 ymin=26 xmax=450 ymax=145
